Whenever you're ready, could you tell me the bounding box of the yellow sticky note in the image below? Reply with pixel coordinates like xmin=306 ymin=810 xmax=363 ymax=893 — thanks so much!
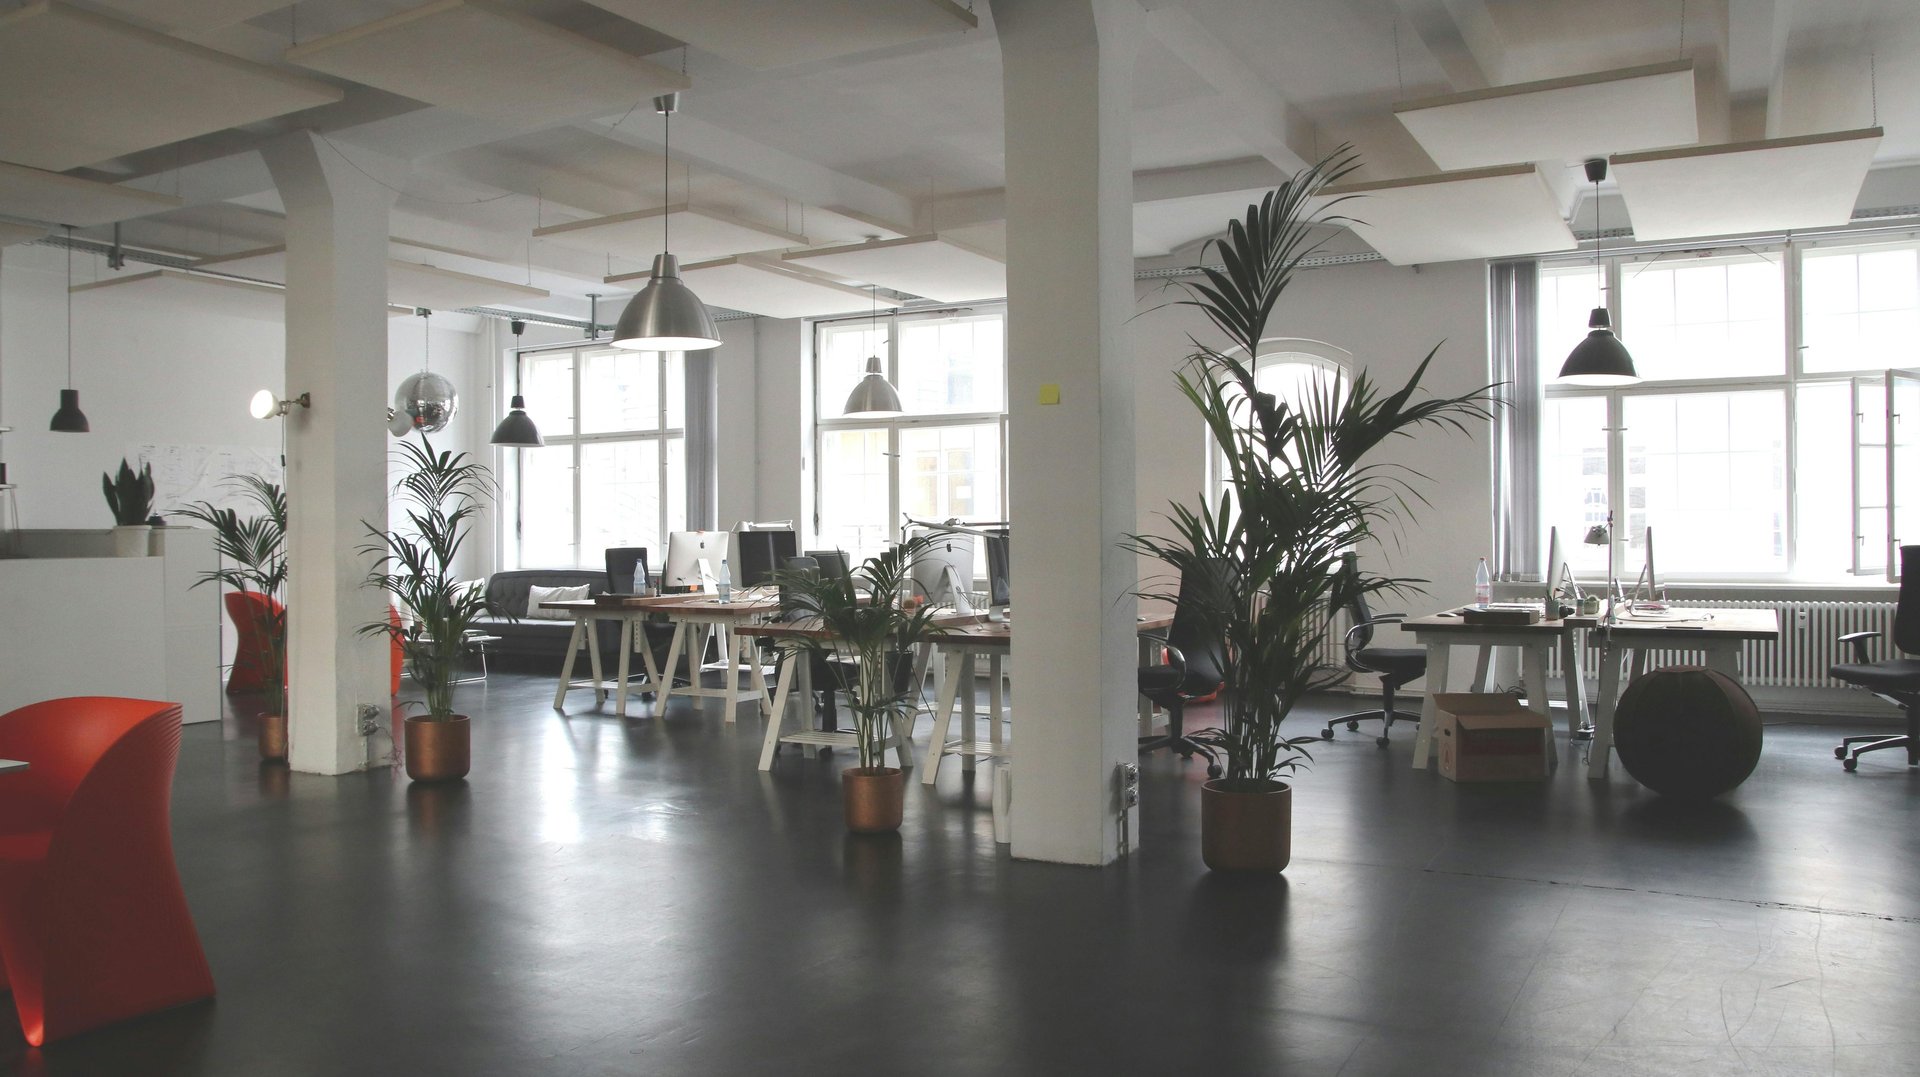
xmin=1038 ymin=383 xmax=1061 ymax=405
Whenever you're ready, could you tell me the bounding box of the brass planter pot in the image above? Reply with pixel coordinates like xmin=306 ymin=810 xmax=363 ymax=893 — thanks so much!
xmin=1200 ymin=778 xmax=1292 ymax=873
xmin=842 ymin=766 xmax=905 ymax=833
xmin=257 ymin=712 xmax=288 ymax=762
xmin=404 ymin=715 xmax=471 ymax=782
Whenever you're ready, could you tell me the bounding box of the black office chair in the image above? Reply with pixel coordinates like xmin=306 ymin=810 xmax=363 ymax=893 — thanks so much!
xmin=1138 ymin=559 xmax=1230 ymax=777
xmin=603 ymin=546 xmax=680 ymax=690
xmin=1322 ymin=560 xmax=1427 ymax=748
xmin=1831 ymin=544 xmax=1920 ymax=772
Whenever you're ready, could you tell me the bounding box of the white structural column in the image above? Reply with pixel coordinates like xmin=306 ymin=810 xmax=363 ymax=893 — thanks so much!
xmin=262 ymin=132 xmax=394 ymax=775
xmin=993 ymin=0 xmax=1142 ymax=865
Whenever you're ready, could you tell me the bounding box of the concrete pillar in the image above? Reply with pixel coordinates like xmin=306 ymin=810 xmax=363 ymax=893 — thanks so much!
xmin=993 ymin=0 xmax=1141 ymax=865
xmin=262 ymin=132 xmax=395 ymax=775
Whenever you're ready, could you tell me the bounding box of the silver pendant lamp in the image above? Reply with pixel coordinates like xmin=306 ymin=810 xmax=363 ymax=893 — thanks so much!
xmin=843 ymin=285 xmax=902 ymax=416
xmin=490 ymin=319 xmax=543 ymax=447
xmin=391 ymin=308 xmax=458 ymax=436
xmin=48 ymin=227 xmax=89 ymax=433
xmin=1559 ymin=158 xmax=1639 ymax=385
xmin=611 ymin=93 xmax=720 ymax=352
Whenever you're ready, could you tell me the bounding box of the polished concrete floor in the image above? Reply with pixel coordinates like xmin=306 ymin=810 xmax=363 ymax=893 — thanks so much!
xmin=3 ymin=668 xmax=1918 ymax=1076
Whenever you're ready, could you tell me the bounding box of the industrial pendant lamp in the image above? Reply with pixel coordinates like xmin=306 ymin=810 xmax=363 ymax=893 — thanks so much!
xmin=611 ymin=93 xmax=720 ymax=352
xmin=1559 ymin=158 xmax=1639 ymax=385
xmin=490 ymin=319 xmax=543 ymax=447
xmin=843 ymin=285 xmax=902 ymax=416
xmin=48 ymin=227 xmax=89 ymax=433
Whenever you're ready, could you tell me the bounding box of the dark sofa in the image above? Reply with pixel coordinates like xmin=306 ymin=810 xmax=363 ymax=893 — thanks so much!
xmin=476 ymin=569 xmax=616 ymax=663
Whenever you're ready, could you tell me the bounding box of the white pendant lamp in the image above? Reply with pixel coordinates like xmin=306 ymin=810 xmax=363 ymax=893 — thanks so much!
xmin=611 ymin=93 xmax=720 ymax=352
xmin=842 ymin=285 xmax=902 ymax=416
xmin=1559 ymin=158 xmax=1639 ymax=386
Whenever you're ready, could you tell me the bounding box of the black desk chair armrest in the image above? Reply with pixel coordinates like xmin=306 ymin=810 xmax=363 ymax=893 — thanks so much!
xmin=1138 ymin=630 xmax=1187 ymax=679
xmin=1344 ymin=614 xmax=1407 ymax=651
xmin=1838 ymin=629 xmax=1881 ymax=664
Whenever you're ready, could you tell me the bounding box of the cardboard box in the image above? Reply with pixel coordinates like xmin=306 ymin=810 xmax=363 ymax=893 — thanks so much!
xmin=1433 ymin=693 xmax=1551 ymax=782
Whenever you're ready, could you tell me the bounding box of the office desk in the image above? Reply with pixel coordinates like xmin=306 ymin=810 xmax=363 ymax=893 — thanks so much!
xmin=737 ymin=619 xmax=919 ymax=771
xmin=1402 ymin=612 xmax=1584 ymax=772
xmin=543 ymin=594 xmax=780 ymax=719
xmin=1583 ymin=607 xmax=1779 ymax=779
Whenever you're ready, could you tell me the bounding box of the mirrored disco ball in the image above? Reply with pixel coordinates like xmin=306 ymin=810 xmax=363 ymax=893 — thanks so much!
xmin=393 ymin=371 xmax=458 ymax=435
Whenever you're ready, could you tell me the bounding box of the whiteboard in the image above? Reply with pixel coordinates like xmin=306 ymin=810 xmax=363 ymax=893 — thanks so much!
xmin=132 ymin=443 xmax=283 ymax=518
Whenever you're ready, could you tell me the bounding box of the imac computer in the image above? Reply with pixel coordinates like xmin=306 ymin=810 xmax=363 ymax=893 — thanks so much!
xmin=1543 ymin=526 xmax=1567 ymax=616
xmin=983 ymin=530 xmax=1011 ymax=619
xmin=664 ymin=530 xmax=728 ymax=592
xmin=909 ymin=531 xmax=976 ymax=612
xmin=735 ymin=528 xmax=798 ymax=589
xmin=1629 ymin=525 xmax=1660 ymax=609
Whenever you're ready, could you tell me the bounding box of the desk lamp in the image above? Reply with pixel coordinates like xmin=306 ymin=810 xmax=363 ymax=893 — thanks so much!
xmin=1584 ymin=514 xmax=1616 ymax=626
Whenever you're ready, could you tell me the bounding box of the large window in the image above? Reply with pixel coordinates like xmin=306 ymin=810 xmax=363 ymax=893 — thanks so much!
xmin=1206 ymin=340 xmax=1352 ymax=507
xmin=1537 ymin=237 xmax=1919 ymax=583
xmin=504 ymin=344 xmax=686 ymax=569
xmin=814 ymin=309 xmax=1007 ymax=562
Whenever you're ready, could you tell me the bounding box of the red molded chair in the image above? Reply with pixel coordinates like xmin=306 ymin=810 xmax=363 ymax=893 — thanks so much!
xmin=0 ymin=698 xmax=214 ymax=1045
xmin=223 ymin=591 xmax=284 ymax=695
xmin=389 ymin=606 xmax=404 ymax=697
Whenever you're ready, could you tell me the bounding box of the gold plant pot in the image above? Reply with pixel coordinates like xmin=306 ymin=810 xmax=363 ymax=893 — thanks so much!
xmin=1200 ymin=778 xmax=1292 ymax=873
xmin=842 ymin=766 xmax=906 ymax=833
xmin=404 ymin=715 xmax=471 ymax=782
xmin=257 ymin=712 xmax=288 ymax=762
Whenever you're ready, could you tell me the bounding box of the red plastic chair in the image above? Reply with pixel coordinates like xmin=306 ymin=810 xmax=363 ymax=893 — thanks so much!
xmin=223 ymin=591 xmax=284 ymax=695
xmin=0 ymin=698 xmax=214 ymax=1045
xmin=389 ymin=606 xmax=404 ymax=697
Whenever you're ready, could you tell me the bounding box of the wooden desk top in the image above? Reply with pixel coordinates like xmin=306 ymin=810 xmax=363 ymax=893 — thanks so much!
xmin=541 ymin=592 xmax=780 ymax=617
xmin=1404 ymin=605 xmax=1778 ymax=640
xmin=738 ymin=613 xmax=1174 ymax=647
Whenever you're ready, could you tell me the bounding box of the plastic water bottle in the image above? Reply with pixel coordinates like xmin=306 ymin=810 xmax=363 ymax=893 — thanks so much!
xmin=717 ymin=558 xmax=733 ymax=603
xmin=1474 ymin=557 xmax=1492 ymax=609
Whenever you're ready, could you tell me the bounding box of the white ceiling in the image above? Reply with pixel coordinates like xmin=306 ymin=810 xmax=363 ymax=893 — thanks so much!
xmin=1 ymin=0 xmax=1913 ymax=321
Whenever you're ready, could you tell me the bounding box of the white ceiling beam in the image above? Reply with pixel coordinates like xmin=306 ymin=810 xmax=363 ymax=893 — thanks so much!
xmin=1392 ymin=0 xmax=1505 ymax=91
xmin=924 ymin=156 xmax=1288 ymax=231
xmin=578 ymin=112 xmax=916 ymax=234
xmin=1726 ymin=0 xmax=1795 ymax=138
xmin=1140 ymin=5 xmax=1312 ymax=175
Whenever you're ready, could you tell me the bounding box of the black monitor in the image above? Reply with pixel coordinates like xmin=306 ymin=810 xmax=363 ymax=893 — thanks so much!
xmin=805 ymin=548 xmax=851 ymax=580
xmin=736 ymin=529 xmax=798 ymax=588
xmin=984 ymin=531 xmax=1010 ymax=607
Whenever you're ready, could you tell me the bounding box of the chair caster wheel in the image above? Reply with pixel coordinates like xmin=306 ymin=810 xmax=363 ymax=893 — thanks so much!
xmin=1346 ymin=720 xmax=1359 ymax=731
xmin=1842 ymin=757 xmax=1858 ymax=772
xmin=1321 ymin=727 xmax=1334 ymax=740
xmin=1376 ymin=736 xmax=1389 ymax=749
xmin=1206 ymin=764 xmax=1222 ymax=779
xmin=1834 ymin=746 xmax=1848 ymax=759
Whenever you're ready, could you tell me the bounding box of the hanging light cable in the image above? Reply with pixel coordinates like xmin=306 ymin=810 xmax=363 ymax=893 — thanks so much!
xmin=49 ymin=226 xmax=90 ymax=433
xmin=1559 ymin=159 xmax=1639 ymax=385
xmin=843 ymin=284 xmax=903 ymax=416
xmin=611 ymin=93 xmax=720 ymax=351
xmin=490 ymin=319 xmax=543 ymax=447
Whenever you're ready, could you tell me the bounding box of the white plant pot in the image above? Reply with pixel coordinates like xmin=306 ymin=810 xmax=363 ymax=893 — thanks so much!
xmin=112 ymin=524 xmax=151 ymax=557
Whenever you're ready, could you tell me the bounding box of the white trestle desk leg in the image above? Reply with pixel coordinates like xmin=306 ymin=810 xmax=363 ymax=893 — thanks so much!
xmin=554 ymin=618 xmax=585 ymax=710
xmin=1562 ymin=627 xmax=1589 ymax=739
xmin=923 ymin=650 xmax=965 ymax=786
xmin=1703 ymin=642 xmax=1740 ymax=680
xmin=1411 ymin=642 xmax=1450 ymax=769
xmin=960 ymin=653 xmax=979 ymax=775
xmin=658 ymin=622 xmax=688 ymax=707
xmin=798 ymin=658 xmax=819 ymax=759
xmin=748 ymin=637 xmax=771 ymax=721
xmin=584 ymin=617 xmax=606 ymax=706
xmin=720 ymin=623 xmax=739 ymax=722
xmin=613 ymin=618 xmax=634 ymax=717
xmin=758 ymin=650 xmax=797 ymax=770
xmin=1523 ymin=643 xmax=1556 ymax=769
xmin=1588 ymin=637 xmax=1625 ymax=780
xmin=636 ymin=618 xmax=664 ymax=704
xmin=988 ymin=654 xmax=1004 ymax=758
xmin=1472 ymin=645 xmax=1494 ymax=692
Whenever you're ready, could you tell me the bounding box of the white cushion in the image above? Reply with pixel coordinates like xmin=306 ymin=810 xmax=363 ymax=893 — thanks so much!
xmin=526 ymin=583 xmax=589 ymax=618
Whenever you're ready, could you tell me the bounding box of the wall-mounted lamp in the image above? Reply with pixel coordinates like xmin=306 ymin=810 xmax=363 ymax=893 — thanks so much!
xmin=250 ymin=390 xmax=311 ymax=419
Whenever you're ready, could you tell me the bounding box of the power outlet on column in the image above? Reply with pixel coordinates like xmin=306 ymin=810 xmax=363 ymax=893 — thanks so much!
xmin=1118 ymin=762 xmax=1140 ymax=808
xmin=357 ymin=704 xmax=382 ymax=737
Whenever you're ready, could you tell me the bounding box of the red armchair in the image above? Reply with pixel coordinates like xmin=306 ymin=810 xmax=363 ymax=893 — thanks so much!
xmin=223 ymin=590 xmax=284 ymax=695
xmin=0 ymin=698 xmax=214 ymax=1045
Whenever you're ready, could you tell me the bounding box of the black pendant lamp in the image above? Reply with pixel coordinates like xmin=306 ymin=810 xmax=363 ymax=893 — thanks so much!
xmin=490 ymin=320 xmax=543 ymax=447
xmin=48 ymin=227 xmax=89 ymax=433
xmin=1559 ymin=158 xmax=1638 ymax=386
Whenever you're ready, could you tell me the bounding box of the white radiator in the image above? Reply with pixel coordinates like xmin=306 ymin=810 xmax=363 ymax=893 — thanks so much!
xmin=1549 ymin=598 xmax=1899 ymax=689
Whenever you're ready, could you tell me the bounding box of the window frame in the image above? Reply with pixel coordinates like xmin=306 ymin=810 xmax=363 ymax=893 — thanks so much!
xmin=1538 ymin=235 xmax=1920 ymax=584
xmin=503 ymin=339 xmax=686 ymax=570
xmin=1204 ymin=337 xmax=1354 ymax=506
xmin=812 ymin=304 xmax=1010 ymax=557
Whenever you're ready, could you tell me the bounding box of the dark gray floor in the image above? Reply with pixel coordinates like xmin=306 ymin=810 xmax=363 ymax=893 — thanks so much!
xmin=4 ymin=669 xmax=1918 ymax=1076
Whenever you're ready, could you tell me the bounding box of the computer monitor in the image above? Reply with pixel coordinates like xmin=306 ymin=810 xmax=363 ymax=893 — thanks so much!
xmin=909 ymin=531 xmax=975 ymax=610
xmin=735 ymin=529 xmax=798 ymax=588
xmin=984 ymin=530 xmax=1011 ymax=608
xmin=804 ymin=549 xmax=851 ymax=581
xmin=1631 ymin=525 xmax=1659 ymax=605
xmin=664 ymin=530 xmax=727 ymax=591
xmin=1543 ymin=526 xmax=1565 ymax=612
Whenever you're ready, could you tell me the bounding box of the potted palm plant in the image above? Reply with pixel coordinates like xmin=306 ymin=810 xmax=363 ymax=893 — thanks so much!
xmin=102 ymin=458 xmax=155 ymax=557
xmin=176 ymin=476 xmax=289 ymax=761
xmin=772 ymin=533 xmax=945 ymax=832
xmin=1130 ymin=150 xmax=1493 ymax=873
xmin=360 ymin=437 xmax=495 ymax=782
